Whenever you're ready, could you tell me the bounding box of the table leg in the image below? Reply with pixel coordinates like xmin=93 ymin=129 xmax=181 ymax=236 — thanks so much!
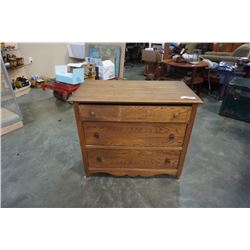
xmin=191 ymin=67 xmax=197 ymax=89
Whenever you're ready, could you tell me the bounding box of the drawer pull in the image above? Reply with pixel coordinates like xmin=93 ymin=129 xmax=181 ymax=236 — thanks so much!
xmin=173 ymin=112 xmax=180 ymax=118
xmin=89 ymin=111 xmax=96 ymax=117
xmin=94 ymin=132 xmax=100 ymax=139
xmin=96 ymin=156 xmax=102 ymax=162
xmin=168 ymin=133 xmax=175 ymax=140
xmin=165 ymin=159 xmax=171 ymax=164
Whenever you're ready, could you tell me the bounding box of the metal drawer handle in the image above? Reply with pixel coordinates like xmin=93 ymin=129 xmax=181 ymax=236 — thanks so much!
xmin=89 ymin=111 xmax=96 ymax=117
xmin=96 ymin=156 xmax=102 ymax=162
xmin=173 ymin=112 xmax=180 ymax=118
xmin=165 ymin=159 xmax=171 ymax=164
xmin=168 ymin=133 xmax=175 ymax=140
xmin=94 ymin=132 xmax=100 ymax=139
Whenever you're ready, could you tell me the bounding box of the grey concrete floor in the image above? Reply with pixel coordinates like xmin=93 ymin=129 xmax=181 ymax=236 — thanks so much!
xmin=1 ymin=64 xmax=250 ymax=207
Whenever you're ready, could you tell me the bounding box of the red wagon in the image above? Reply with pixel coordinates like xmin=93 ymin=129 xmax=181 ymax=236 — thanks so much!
xmin=42 ymin=81 xmax=81 ymax=101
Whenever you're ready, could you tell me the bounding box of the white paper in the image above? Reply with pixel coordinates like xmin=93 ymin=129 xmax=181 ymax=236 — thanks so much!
xmin=180 ymin=96 xmax=196 ymax=99
xmin=67 ymin=63 xmax=85 ymax=68
xmin=67 ymin=43 xmax=85 ymax=59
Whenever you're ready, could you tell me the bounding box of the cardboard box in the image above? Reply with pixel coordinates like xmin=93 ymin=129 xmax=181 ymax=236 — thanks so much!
xmin=141 ymin=50 xmax=162 ymax=63
xmin=55 ymin=64 xmax=84 ymax=84
xmin=67 ymin=63 xmax=85 ymax=73
xmin=98 ymin=60 xmax=115 ymax=80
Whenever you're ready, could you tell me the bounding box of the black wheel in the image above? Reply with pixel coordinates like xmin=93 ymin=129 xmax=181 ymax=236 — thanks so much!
xmin=67 ymin=93 xmax=73 ymax=104
xmin=62 ymin=92 xmax=72 ymax=102
xmin=53 ymin=91 xmax=72 ymax=102
xmin=53 ymin=90 xmax=63 ymax=100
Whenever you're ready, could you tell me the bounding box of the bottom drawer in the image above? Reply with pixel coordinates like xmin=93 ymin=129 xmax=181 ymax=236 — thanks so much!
xmin=87 ymin=148 xmax=180 ymax=170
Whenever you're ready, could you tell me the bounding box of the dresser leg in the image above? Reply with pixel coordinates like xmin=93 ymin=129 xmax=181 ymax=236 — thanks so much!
xmin=84 ymin=170 xmax=90 ymax=178
xmin=175 ymin=174 xmax=180 ymax=180
xmin=84 ymin=168 xmax=90 ymax=177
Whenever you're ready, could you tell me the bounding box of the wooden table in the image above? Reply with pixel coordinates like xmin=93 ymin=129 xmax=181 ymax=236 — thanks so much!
xmin=71 ymin=80 xmax=203 ymax=178
xmin=163 ymin=59 xmax=208 ymax=94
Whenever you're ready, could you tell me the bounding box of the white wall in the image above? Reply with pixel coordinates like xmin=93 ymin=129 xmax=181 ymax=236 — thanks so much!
xmin=19 ymin=42 xmax=125 ymax=79
xmin=19 ymin=43 xmax=73 ymax=78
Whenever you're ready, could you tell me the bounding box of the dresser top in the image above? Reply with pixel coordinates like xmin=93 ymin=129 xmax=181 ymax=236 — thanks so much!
xmin=71 ymin=80 xmax=203 ymax=104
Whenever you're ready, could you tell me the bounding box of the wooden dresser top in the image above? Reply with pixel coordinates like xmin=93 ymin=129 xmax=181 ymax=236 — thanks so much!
xmin=71 ymin=80 xmax=203 ymax=104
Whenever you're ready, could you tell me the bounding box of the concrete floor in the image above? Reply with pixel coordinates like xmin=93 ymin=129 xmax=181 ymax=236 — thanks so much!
xmin=1 ymin=64 xmax=250 ymax=207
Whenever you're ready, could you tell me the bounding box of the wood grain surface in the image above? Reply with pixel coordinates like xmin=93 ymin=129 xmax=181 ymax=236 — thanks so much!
xmin=79 ymin=104 xmax=191 ymax=123
xmin=84 ymin=122 xmax=186 ymax=147
xmin=70 ymin=80 xmax=203 ymax=104
xmin=73 ymin=103 xmax=90 ymax=176
xmin=87 ymin=148 xmax=180 ymax=169
xmin=163 ymin=59 xmax=208 ymax=68
xmin=87 ymin=168 xmax=178 ymax=177
xmin=176 ymin=104 xmax=198 ymax=177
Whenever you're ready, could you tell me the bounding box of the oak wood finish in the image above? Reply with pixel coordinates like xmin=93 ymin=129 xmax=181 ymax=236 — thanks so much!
xmin=73 ymin=103 xmax=90 ymax=176
xmin=86 ymin=145 xmax=182 ymax=151
xmin=176 ymin=104 xmax=198 ymax=178
xmin=72 ymin=80 xmax=202 ymax=177
xmin=79 ymin=105 xmax=191 ymax=123
xmin=70 ymin=80 xmax=201 ymax=104
xmin=87 ymin=148 xmax=180 ymax=169
xmin=88 ymin=168 xmax=178 ymax=177
xmin=84 ymin=122 xmax=186 ymax=147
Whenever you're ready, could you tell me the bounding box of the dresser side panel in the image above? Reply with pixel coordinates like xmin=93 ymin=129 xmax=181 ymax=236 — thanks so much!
xmin=73 ymin=102 xmax=90 ymax=176
xmin=176 ymin=104 xmax=198 ymax=177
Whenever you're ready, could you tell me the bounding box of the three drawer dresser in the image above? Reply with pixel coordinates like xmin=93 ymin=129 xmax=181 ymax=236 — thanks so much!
xmin=71 ymin=80 xmax=202 ymax=178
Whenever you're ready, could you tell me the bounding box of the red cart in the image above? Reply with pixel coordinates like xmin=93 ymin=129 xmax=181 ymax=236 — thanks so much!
xmin=42 ymin=78 xmax=119 ymax=101
xmin=42 ymin=81 xmax=81 ymax=101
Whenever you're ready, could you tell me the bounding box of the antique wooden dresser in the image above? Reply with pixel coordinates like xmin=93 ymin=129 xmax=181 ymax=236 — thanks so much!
xmin=71 ymin=80 xmax=202 ymax=178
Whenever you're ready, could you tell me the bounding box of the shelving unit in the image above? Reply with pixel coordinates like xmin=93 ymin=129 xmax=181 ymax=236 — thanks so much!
xmin=1 ymin=82 xmax=31 ymax=101
xmin=7 ymin=63 xmax=31 ymax=71
xmin=1 ymin=55 xmax=23 ymax=135
xmin=1 ymin=44 xmax=31 ymax=98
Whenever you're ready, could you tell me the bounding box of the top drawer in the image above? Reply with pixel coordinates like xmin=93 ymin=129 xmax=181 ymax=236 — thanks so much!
xmin=78 ymin=104 xmax=191 ymax=123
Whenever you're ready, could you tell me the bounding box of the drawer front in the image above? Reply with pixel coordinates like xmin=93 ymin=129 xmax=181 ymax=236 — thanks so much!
xmin=87 ymin=148 xmax=180 ymax=169
xmin=84 ymin=122 xmax=186 ymax=147
xmin=79 ymin=104 xmax=191 ymax=123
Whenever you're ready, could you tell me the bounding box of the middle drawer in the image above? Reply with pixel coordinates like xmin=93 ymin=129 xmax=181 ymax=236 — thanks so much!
xmin=83 ymin=122 xmax=186 ymax=147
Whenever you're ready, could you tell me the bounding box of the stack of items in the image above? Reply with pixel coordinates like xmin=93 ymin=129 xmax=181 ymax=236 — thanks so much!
xmin=66 ymin=43 xmax=116 ymax=81
xmin=2 ymin=54 xmax=24 ymax=69
xmin=83 ymin=63 xmax=96 ymax=80
xmin=141 ymin=45 xmax=163 ymax=76
xmin=30 ymin=75 xmax=45 ymax=88
xmin=1 ymin=42 xmax=16 ymax=50
xmin=12 ymin=77 xmax=30 ymax=90
xmin=55 ymin=59 xmax=115 ymax=84
xmin=85 ymin=57 xmax=115 ymax=80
